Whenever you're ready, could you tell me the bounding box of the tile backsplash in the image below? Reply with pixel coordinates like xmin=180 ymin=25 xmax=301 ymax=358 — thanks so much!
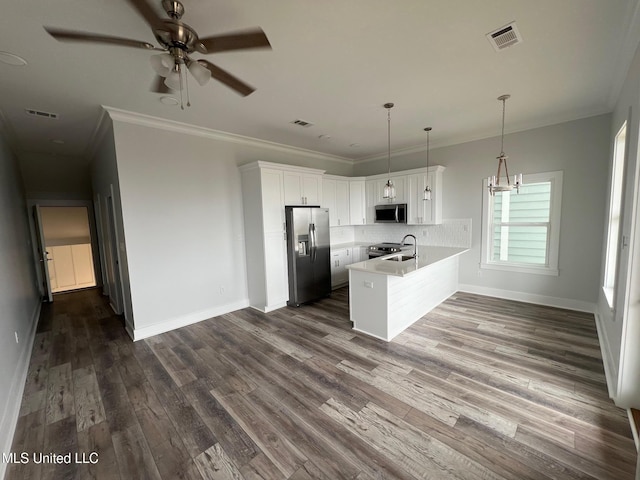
xmin=331 ymin=219 xmax=471 ymax=248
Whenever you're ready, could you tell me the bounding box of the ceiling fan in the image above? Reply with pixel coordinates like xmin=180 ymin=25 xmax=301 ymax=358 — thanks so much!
xmin=44 ymin=0 xmax=271 ymax=106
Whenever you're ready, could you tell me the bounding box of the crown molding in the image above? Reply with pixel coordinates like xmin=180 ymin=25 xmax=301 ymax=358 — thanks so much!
xmin=102 ymin=106 xmax=353 ymax=166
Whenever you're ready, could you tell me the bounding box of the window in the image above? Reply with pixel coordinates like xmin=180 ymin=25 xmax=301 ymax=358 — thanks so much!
xmin=603 ymin=122 xmax=626 ymax=307
xmin=481 ymin=171 xmax=563 ymax=275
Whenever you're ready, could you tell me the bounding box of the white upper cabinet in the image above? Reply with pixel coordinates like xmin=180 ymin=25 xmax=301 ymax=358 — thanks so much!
xmin=322 ymin=175 xmax=350 ymax=227
xmin=349 ymin=179 xmax=366 ymax=226
xmin=365 ymin=167 xmax=444 ymax=224
xmin=284 ymin=171 xmax=323 ymax=205
xmin=407 ymin=166 xmax=444 ymax=225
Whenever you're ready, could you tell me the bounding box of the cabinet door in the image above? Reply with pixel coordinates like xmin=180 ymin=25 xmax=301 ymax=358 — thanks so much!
xmin=283 ymin=172 xmax=303 ymax=205
xmin=261 ymin=169 xmax=285 ymax=233
xmin=349 ymin=180 xmax=366 ymax=225
xmin=390 ymin=175 xmax=407 ymax=203
xmin=407 ymin=173 xmax=426 ymax=224
xmin=302 ymin=174 xmax=322 ymax=205
xmin=335 ymin=180 xmax=350 ymax=226
xmin=323 ymin=179 xmax=338 ymax=226
xmin=264 ymin=232 xmax=288 ymax=306
xmin=365 ymin=180 xmax=380 ymax=224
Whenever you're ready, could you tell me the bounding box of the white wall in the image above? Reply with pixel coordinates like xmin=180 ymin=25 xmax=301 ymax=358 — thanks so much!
xmin=0 ymin=133 xmax=41 ymax=478
xmin=106 ymin=109 xmax=352 ymax=339
xmin=40 ymin=206 xmax=91 ymax=246
xmin=354 ymin=114 xmax=611 ymax=310
xmin=597 ymin=39 xmax=640 ymax=406
xmin=19 ymin=152 xmax=92 ymax=201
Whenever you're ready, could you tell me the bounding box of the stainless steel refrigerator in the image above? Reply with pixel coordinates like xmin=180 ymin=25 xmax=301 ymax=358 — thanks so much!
xmin=285 ymin=206 xmax=331 ymax=307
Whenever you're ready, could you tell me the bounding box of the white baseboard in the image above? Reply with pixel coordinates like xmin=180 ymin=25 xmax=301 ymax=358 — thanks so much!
xmin=131 ymin=298 xmax=250 ymax=341
xmin=250 ymin=301 xmax=287 ymax=313
xmin=457 ymin=284 xmax=596 ymax=313
xmin=0 ymin=300 xmax=41 ymax=480
xmin=594 ymin=311 xmax=618 ymax=399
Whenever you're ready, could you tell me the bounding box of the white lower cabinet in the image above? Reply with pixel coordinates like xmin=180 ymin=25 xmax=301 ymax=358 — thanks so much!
xmin=331 ymin=247 xmax=351 ymax=288
xmin=330 ymin=246 xmax=368 ymax=288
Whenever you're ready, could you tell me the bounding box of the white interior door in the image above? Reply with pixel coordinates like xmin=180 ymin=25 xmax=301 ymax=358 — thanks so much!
xmin=33 ymin=205 xmax=53 ymax=302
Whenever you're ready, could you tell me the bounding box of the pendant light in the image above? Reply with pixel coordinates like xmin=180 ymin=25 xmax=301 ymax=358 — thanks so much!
xmin=487 ymin=94 xmax=523 ymax=195
xmin=383 ymin=102 xmax=396 ymax=200
xmin=423 ymin=127 xmax=432 ymax=201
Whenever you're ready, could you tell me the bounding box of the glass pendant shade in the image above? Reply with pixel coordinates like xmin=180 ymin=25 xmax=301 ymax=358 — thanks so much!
xmin=383 ymin=180 xmax=395 ymax=199
xmin=423 ymin=187 xmax=432 ymax=201
xmin=188 ymin=60 xmax=211 ymax=86
xmin=150 ymin=53 xmax=174 ymax=77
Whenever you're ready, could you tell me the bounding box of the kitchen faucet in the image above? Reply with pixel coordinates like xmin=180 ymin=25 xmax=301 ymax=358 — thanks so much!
xmin=401 ymin=234 xmax=417 ymax=258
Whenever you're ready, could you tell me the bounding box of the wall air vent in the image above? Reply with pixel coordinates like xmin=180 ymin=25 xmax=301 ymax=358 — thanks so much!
xmin=290 ymin=119 xmax=314 ymax=128
xmin=25 ymin=109 xmax=59 ymax=119
xmin=486 ymin=21 xmax=522 ymax=51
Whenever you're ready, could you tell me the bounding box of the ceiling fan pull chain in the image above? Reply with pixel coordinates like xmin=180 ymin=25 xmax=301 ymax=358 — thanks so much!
xmin=178 ymin=63 xmax=184 ymax=110
xmin=185 ymin=66 xmax=191 ymax=108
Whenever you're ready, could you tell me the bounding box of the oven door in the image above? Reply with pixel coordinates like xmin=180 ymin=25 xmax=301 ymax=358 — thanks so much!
xmin=368 ymin=250 xmax=385 ymax=259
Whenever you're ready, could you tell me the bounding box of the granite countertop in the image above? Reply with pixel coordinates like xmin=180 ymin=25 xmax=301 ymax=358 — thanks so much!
xmin=346 ymin=246 xmax=469 ymax=277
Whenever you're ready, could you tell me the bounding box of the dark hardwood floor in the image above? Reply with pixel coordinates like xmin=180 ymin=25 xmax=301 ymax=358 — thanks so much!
xmin=6 ymin=287 xmax=637 ymax=479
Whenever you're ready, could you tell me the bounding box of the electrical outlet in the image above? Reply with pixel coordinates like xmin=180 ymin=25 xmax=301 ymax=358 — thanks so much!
xmin=219 ymin=286 xmax=225 ymax=295
xmin=422 ymin=230 xmax=427 ymax=237
xmin=14 ymin=331 xmax=19 ymax=344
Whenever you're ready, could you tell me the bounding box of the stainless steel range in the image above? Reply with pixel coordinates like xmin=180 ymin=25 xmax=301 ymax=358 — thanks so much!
xmin=367 ymin=242 xmax=407 ymax=259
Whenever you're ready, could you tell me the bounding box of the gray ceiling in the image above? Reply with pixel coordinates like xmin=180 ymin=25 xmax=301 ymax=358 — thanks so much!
xmin=2 ymin=0 xmax=639 ymax=164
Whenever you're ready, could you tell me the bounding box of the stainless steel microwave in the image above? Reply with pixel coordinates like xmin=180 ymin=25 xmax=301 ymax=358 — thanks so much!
xmin=374 ymin=203 xmax=407 ymax=223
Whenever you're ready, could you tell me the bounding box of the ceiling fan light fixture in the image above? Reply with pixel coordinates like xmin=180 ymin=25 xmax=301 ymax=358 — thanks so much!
xmin=150 ymin=53 xmax=174 ymax=77
xmin=188 ymin=60 xmax=211 ymax=86
xmin=164 ymin=69 xmax=182 ymax=90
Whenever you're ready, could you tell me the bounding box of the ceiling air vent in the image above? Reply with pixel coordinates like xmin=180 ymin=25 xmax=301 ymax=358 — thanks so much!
xmin=486 ymin=21 xmax=522 ymax=51
xmin=290 ymin=119 xmax=314 ymax=128
xmin=25 ymin=108 xmax=59 ymax=119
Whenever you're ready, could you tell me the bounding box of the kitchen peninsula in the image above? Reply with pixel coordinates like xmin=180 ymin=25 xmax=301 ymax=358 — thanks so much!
xmin=346 ymin=246 xmax=468 ymax=341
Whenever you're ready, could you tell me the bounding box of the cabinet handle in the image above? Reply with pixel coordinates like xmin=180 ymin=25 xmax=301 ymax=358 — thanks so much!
xmin=338 ymin=219 xmax=340 ymax=226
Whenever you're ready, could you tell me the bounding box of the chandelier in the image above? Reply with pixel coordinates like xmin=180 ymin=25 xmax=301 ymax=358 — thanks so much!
xmin=487 ymin=94 xmax=522 ymax=195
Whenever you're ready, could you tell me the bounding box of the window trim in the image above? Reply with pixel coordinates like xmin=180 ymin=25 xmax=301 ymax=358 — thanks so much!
xmin=481 ymin=170 xmax=563 ymax=276
xmin=602 ymin=121 xmax=627 ymax=309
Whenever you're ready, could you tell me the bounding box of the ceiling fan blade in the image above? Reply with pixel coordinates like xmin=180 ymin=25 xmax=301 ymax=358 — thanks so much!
xmin=125 ymin=0 xmax=164 ymax=29
xmin=44 ymin=27 xmax=161 ymax=50
xmin=151 ymin=75 xmax=172 ymax=93
xmin=199 ymin=60 xmax=255 ymax=96
xmin=198 ymin=28 xmax=271 ymax=54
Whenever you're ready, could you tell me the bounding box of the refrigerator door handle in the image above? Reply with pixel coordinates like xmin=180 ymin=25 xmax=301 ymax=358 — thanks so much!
xmin=309 ymin=223 xmax=317 ymax=263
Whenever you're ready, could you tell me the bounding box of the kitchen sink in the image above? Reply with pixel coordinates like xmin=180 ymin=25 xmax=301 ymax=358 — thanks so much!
xmin=384 ymin=255 xmax=415 ymax=262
